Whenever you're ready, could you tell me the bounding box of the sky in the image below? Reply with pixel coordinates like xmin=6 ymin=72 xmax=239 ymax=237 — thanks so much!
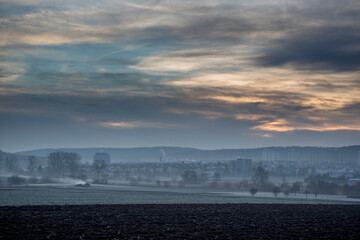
xmin=1 ymin=0 xmax=360 ymax=152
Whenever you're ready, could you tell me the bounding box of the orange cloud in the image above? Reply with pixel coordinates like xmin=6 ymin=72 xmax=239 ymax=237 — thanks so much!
xmin=98 ymin=121 xmax=177 ymax=129
xmin=251 ymin=119 xmax=295 ymax=132
xmin=235 ymin=114 xmax=272 ymax=121
xmin=252 ymin=119 xmax=360 ymax=132
xmin=207 ymin=95 xmax=265 ymax=104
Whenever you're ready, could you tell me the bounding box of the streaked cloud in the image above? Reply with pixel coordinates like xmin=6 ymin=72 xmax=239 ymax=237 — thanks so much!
xmin=1 ymin=0 xmax=360 ymax=151
xmin=208 ymin=96 xmax=266 ymax=104
xmin=252 ymin=119 xmax=360 ymax=133
xmin=98 ymin=121 xmax=178 ymax=129
xmin=0 ymin=62 xmax=26 ymax=82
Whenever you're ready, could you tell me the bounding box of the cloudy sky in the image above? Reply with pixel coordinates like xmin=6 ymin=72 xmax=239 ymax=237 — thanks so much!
xmin=1 ymin=0 xmax=360 ymax=152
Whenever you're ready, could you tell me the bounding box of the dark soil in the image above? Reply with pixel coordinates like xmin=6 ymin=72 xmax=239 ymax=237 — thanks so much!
xmin=1 ymin=204 xmax=360 ymax=239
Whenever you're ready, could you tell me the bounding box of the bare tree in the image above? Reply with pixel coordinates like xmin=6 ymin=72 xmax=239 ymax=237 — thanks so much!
xmin=92 ymin=159 xmax=108 ymax=175
xmin=156 ymin=179 xmax=161 ymax=187
xmin=199 ymin=173 xmax=208 ymax=184
xmin=129 ymin=177 xmax=139 ymax=186
xmin=249 ymin=187 xmax=258 ymax=197
xmin=163 ymin=181 xmax=171 ymax=188
xmin=0 ymin=155 xmax=3 ymax=172
xmin=307 ymin=182 xmax=319 ymax=198
xmin=252 ymin=164 xmax=268 ymax=187
xmin=92 ymin=158 xmax=109 ymax=184
xmin=283 ymin=188 xmax=290 ymax=198
xmin=48 ymin=151 xmax=81 ymax=177
xmin=273 ymin=186 xmax=280 ymax=198
xmin=28 ymin=156 xmax=37 ymax=175
xmin=48 ymin=152 xmax=65 ymax=175
xmin=5 ymin=154 xmax=18 ymax=173
xmin=37 ymin=165 xmax=44 ymax=175
xmin=64 ymin=152 xmax=80 ymax=175
xmin=291 ymin=182 xmax=302 ymax=196
xmin=304 ymin=189 xmax=310 ymax=199
xmin=181 ymin=170 xmax=199 ymax=184
xmin=213 ymin=172 xmax=221 ymax=182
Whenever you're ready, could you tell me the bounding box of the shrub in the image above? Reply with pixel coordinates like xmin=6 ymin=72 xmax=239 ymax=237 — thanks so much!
xmin=209 ymin=181 xmax=218 ymax=189
xmin=28 ymin=177 xmax=39 ymax=184
xmin=177 ymin=180 xmax=185 ymax=188
xmin=129 ymin=177 xmax=139 ymax=186
xmin=223 ymin=181 xmax=232 ymax=189
xmin=39 ymin=176 xmax=56 ymax=183
xmin=93 ymin=178 xmax=108 ymax=184
xmin=7 ymin=175 xmax=26 ymax=185
xmin=273 ymin=186 xmax=281 ymax=198
xmin=163 ymin=181 xmax=171 ymax=188
xmin=249 ymin=187 xmax=258 ymax=197
xmin=156 ymin=180 xmax=161 ymax=187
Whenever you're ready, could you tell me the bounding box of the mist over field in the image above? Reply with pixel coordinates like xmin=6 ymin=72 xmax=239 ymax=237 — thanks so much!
xmin=1 ymin=145 xmax=360 ymax=206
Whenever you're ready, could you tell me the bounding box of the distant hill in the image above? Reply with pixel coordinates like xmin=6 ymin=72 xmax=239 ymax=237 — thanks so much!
xmin=16 ymin=147 xmax=201 ymax=163
xmin=0 ymin=149 xmax=47 ymax=168
xmin=16 ymin=146 xmax=360 ymax=166
xmin=1 ymin=149 xmax=27 ymax=162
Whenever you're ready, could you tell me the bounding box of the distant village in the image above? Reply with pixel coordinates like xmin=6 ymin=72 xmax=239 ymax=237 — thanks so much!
xmin=1 ymin=148 xmax=360 ymax=198
xmin=89 ymin=149 xmax=360 ymax=183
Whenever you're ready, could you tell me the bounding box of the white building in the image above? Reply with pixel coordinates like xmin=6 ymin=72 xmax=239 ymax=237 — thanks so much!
xmin=228 ymin=158 xmax=252 ymax=176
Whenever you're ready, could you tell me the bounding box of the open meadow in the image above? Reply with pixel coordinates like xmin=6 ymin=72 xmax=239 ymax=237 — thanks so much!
xmin=1 ymin=183 xmax=360 ymax=206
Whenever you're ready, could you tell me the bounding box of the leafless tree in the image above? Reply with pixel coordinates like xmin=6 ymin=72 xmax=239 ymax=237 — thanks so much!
xmin=28 ymin=156 xmax=37 ymax=175
xmin=273 ymin=186 xmax=280 ymax=198
xmin=0 ymin=155 xmax=4 ymax=171
xmin=92 ymin=159 xmax=107 ymax=175
xmin=5 ymin=154 xmax=18 ymax=172
xmin=283 ymin=188 xmax=290 ymax=197
xmin=304 ymin=189 xmax=310 ymax=199
xmin=181 ymin=170 xmax=199 ymax=184
xmin=249 ymin=187 xmax=258 ymax=197
xmin=252 ymin=164 xmax=268 ymax=187
xmin=291 ymin=182 xmax=302 ymax=196
xmin=48 ymin=151 xmax=81 ymax=177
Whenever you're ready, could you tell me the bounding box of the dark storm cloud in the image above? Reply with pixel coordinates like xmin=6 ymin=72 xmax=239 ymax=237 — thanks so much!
xmin=340 ymin=102 xmax=360 ymax=114
xmin=116 ymin=16 xmax=255 ymax=49
xmin=3 ymin=83 xmax=356 ymax=139
xmin=0 ymin=83 xmax=320 ymax=124
xmin=0 ymin=85 xmax=300 ymax=120
xmin=173 ymin=16 xmax=255 ymax=42
xmin=1 ymin=86 xmax=217 ymax=121
xmin=251 ymin=0 xmax=360 ymax=72
xmin=256 ymin=26 xmax=360 ymax=72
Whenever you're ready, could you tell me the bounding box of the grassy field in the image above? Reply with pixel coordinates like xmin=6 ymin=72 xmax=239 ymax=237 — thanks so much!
xmin=1 ymin=184 xmax=359 ymax=206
